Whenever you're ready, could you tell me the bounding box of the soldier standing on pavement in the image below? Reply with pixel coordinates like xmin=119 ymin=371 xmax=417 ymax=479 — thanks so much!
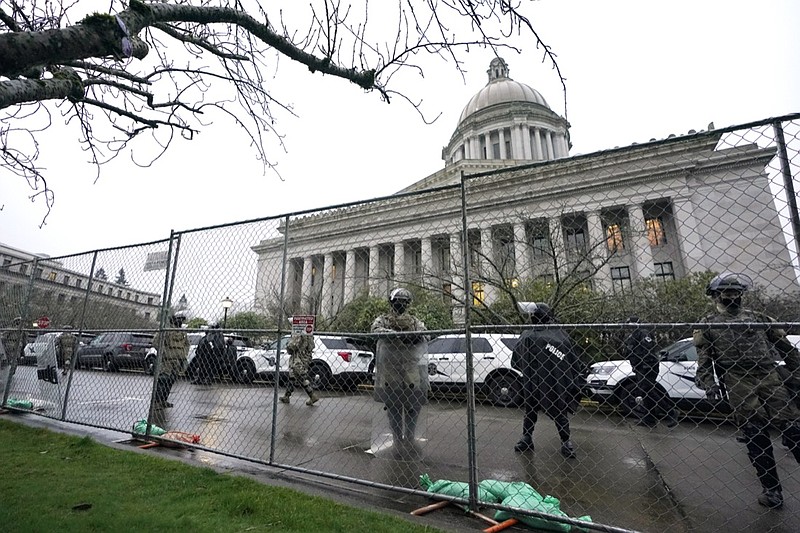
xmin=371 ymin=288 xmax=429 ymax=449
xmin=152 ymin=312 xmax=189 ymax=409
xmin=694 ymin=272 xmax=800 ymax=509
xmin=58 ymin=325 xmax=78 ymax=376
xmin=279 ymin=333 xmax=318 ymax=406
xmin=2 ymin=317 xmax=25 ymax=376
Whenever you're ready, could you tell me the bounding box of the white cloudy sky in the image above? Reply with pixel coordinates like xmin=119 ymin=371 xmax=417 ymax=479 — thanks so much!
xmin=2 ymin=0 xmax=799 ymax=260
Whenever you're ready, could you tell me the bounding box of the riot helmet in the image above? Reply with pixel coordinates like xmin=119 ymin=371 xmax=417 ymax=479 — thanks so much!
xmin=518 ymin=301 xmax=555 ymax=324
xmin=388 ymin=287 xmax=412 ymax=314
xmin=170 ymin=311 xmax=186 ymax=327
xmin=706 ymin=272 xmax=751 ymax=314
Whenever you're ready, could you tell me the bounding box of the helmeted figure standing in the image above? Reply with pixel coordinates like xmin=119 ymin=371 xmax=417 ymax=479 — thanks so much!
xmin=194 ymin=324 xmax=225 ymax=384
xmin=58 ymin=325 xmax=78 ymax=376
xmin=152 ymin=313 xmax=189 ymax=409
xmin=279 ymin=333 xmax=319 ymax=406
xmin=371 ymin=288 xmax=429 ymax=447
xmin=694 ymin=272 xmax=800 ymax=509
xmin=2 ymin=317 xmax=24 ymax=377
xmin=623 ymin=317 xmax=677 ymax=428
xmin=512 ymin=302 xmax=583 ymax=459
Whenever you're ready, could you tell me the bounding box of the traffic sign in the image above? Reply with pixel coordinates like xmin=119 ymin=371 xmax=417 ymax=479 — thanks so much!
xmin=37 ymin=316 xmax=51 ymax=329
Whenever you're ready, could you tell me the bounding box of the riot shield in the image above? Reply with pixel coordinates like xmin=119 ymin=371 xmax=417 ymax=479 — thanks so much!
xmin=0 ymin=339 xmax=9 ymax=406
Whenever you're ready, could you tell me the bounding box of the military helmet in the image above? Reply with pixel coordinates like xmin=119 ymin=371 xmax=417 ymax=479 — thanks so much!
xmin=705 ymin=272 xmax=752 ymax=296
xmin=389 ymin=287 xmax=412 ymax=304
xmin=518 ymin=301 xmax=554 ymax=323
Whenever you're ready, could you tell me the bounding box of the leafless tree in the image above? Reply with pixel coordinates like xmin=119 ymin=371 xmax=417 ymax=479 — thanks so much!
xmin=0 ymin=0 xmax=565 ymax=222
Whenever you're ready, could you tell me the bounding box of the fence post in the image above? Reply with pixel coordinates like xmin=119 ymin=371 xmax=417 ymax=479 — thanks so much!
xmin=773 ymin=120 xmax=800 ymax=266
xmin=61 ymin=251 xmax=99 ymax=421
xmin=269 ymin=214 xmax=292 ymax=465
xmin=460 ymin=171 xmax=480 ymax=511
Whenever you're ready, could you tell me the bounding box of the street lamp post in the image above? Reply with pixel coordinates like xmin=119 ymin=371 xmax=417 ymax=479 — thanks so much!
xmin=221 ymin=297 xmax=233 ymax=329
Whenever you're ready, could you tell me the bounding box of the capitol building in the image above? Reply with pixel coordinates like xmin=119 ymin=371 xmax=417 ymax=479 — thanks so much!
xmin=252 ymin=58 xmax=796 ymax=321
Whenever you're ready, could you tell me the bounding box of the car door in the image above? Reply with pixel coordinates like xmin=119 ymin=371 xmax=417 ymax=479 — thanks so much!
xmin=426 ymin=337 xmax=461 ymax=383
xmin=658 ymin=340 xmax=705 ymax=400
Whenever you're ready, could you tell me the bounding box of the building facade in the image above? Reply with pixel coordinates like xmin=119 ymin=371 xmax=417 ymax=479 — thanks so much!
xmin=252 ymin=58 xmax=797 ymax=321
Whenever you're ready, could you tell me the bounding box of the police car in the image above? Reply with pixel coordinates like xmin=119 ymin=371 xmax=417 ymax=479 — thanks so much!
xmin=585 ymin=335 xmax=800 ymax=415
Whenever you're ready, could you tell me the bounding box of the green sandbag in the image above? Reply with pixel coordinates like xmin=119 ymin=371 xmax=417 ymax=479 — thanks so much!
xmin=5 ymin=398 xmax=34 ymax=409
xmin=419 ymin=474 xmax=498 ymax=506
xmin=132 ymin=419 xmax=166 ymax=436
xmin=494 ymin=490 xmax=592 ymax=532
xmin=479 ymin=479 xmax=541 ymax=501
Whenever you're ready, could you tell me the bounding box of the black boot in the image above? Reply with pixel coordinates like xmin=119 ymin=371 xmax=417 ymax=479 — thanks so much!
xmin=514 ymin=435 xmax=534 ymax=452
xmin=757 ymin=490 xmax=784 ymax=509
xmin=744 ymin=425 xmax=783 ymax=507
xmin=560 ymin=440 xmax=577 ymax=459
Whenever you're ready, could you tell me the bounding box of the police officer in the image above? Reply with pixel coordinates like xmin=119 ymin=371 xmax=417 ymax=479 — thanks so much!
xmin=512 ymin=302 xmax=583 ymax=459
xmin=152 ymin=312 xmax=189 ymax=409
xmin=371 ymin=288 xmax=429 ymax=448
xmin=694 ymin=272 xmax=800 ymax=509
xmin=279 ymin=333 xmax=319 ymax=406
xmin=2 ymin=317 xmax=25 ymax=375
xmin=623 ymin=317 xmax=677 ymax=428
xmin=58 ymin=325 xmax=78 ymax=376
xmin=194 ymin=324 xmax=225 ymax=385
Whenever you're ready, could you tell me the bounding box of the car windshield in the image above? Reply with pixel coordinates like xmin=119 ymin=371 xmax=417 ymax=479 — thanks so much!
xmin=660 ymin=340 xmax=697 ymax=362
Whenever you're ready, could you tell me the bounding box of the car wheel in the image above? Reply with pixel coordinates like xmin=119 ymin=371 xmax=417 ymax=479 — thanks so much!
xmin=144 ymin=355 xmax=156 ymax=376
xmin=103 ymin=354 xmax=117 ymax=373
xmin=235 ymin=358 xmax=256 ymax=385
xmin=309 ymin=362 xmax=333 ymax=391
xmin=615 ymin=380 xmax=640 ymax=417
xmin=486 ymin=372 xmax=523 ymax=408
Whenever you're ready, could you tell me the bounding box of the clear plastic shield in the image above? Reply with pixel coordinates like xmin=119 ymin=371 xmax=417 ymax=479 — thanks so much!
xmin=0 ymin=341 xmax=9 ymax=405
xmin=34 ymin=334 xmax=63 ymax=413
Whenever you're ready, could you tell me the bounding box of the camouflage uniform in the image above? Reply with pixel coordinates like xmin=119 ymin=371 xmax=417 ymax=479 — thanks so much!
xmin=58 ymin=331 xmax=78 ymax=375
xmin=152 ymin=329 xmax=189 ymax=409
xmin=694 ymin=307 xmax=800 ymax=503
xmin=1 ymin=324 xmax=24 ymax=375
xmin=280 ymin=334 xmax=318 ymax=405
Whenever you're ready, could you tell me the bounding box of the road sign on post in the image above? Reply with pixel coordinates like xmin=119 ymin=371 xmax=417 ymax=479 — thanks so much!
xmin=291 ymin=315 xmax=315 ymax=335
xmin=37 ymin=316 xmax=50 ymax=329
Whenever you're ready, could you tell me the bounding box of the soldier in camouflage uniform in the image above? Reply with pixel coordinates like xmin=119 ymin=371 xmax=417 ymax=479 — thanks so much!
xmin=58 ymin=325 xmax=78 ymax=376
xmin=279 ymin=333 xmax=318 ymax=406
xmin=371 ymin=288 xmax=429 ymax=447
xmin=152 ymin=313 xmax=189 ymax=409
xmin=694 ymin=273 xmax=800 ymax=509
xmin=1 ymin=317 xmax=24 ymax=376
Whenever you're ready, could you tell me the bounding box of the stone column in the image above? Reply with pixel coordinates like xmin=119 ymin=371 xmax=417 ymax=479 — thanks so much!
xmin=301 ymin=256 xmax=314 ymax=313
xmin=321 ymin=253 xmax=334 ymax=318
xmin=498 ymin=129 xmax=507 ymax=159
xmin=533 ymin=128 xmax=543 ymax=160
xmin=672 ymin=198 xmax=707 ymax=273
xmin=586 ymin=211 xmax=612 ymax=292
xmin=421 ymin=236 xmax=433 ymax=288
xmin=628 ymin=204 xmax=655 ymax=279
xmin=521 ymin=125 xmax=532 ymax=160
xmin=368 ymin=245 xmax=381 ymax=297
xmin=394 ymin=241 xmax=405 ymax=284
xmin=449 ymin=232 xmax=465 ymax=302
xmin=544 ymin=130 xmax=554 ymax=160
xmin=344 ymin=249 xmax=356 ymax=305
xmin=513 ymin=223 xmax=531 ymax=280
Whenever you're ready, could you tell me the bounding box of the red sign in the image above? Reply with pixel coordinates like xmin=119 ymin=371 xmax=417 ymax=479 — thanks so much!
xmin=291 ymin=315 xmax=315 ymax=335
xmin=37 ymin=316 xmax=51 ymax=329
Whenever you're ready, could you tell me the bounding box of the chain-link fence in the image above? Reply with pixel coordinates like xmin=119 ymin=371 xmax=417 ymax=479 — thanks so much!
xmin=2 ymin=113 xmax=800 ymax=532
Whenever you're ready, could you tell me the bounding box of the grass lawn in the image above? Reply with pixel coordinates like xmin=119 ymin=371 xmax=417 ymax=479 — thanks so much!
xmin=0 ymin=418 xmax=442 ymax=533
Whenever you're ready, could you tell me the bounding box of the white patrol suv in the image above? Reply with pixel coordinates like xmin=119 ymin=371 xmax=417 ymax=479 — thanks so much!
xmin=426 ymin=333 xmax=522 ymax=407
xmin=235 ymin=335 xmax=374 ymax=389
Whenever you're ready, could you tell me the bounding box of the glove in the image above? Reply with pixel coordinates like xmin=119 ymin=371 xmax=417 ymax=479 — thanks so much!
xmin=705 ymin=385 xmax=722 ymax=402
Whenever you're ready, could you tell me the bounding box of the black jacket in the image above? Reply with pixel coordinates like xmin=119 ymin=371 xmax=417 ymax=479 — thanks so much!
xmin=511 ymin=328 xmax=583 ymax=417
xmin=624 ymin=328 xmax=658 ymax=372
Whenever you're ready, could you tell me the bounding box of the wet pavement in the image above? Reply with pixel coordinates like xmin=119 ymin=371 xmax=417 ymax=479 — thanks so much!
xmin=3 ymin=365 xmax=800 ymax=532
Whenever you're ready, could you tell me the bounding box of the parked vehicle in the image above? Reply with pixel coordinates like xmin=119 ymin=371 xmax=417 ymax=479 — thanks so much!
xmin=584 ymin=335 xmax=800 ymax=415
xmin=75 ymin=332 xmax=154 ymax=372
xmin=425 ymin=333 xmax=522 ymax=407
xmin=144 ymin=332 xmax=205 ymax=376
xmin=236 ymin=335 xmax=373 ymax=389
xmin=21 ymin=332 xmax=94 ymax=366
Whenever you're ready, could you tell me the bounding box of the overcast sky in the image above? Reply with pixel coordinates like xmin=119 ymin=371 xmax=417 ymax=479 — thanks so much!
xmin=2 ymin=0 xmax=799 ymax=261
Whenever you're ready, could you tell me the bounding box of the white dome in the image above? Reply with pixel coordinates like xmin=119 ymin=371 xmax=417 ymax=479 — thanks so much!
xmin=459 ymin=79 xmax=550 ymax=124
